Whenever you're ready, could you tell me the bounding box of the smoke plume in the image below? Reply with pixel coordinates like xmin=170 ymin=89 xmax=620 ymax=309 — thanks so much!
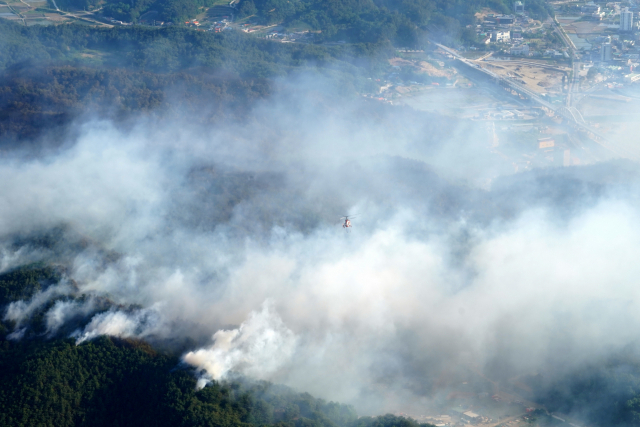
xmin=1 ymin=74 xmax=640 ymax=416
xmin=183 ymin=300 xmax=297 ymax=388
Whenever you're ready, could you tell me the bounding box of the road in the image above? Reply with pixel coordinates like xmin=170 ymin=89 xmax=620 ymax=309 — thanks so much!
xmin=567 ymin=61 xmax=581 ymax=106
xmin=551 ymin=17 xmax=576 ymax=52
xmin=46 ymin=6 xmax=112 ymax=27
xmin=434 ymin=42 xmax=640 ymax=160
xmin=57 ymin=11 xmax=112 ymax=26
xmin=477 ymin=51 xmax=494 ymax=61
xmin=549 ymin=14 xmax=582 ymax=108
xmin=17 ymin=0 xmax=57 ymax=9
xmin=436 ymin=43 xmax=555 ymax=109
xmin=9 ymin=0 xmax=112 ymax=27
xmin=6 ymin=2 xmax=26 ymax=25
xmin=483 ymin=58 xmax=570 ymax=74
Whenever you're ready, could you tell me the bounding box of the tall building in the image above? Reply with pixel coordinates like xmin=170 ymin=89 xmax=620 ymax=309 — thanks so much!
xmin=601 ymin=42 xmax=613 ymax=61
xmin=621 ymin=8 xmax=634 ymax=32
xmin=514 ymin=1 xmax=524 ymax=14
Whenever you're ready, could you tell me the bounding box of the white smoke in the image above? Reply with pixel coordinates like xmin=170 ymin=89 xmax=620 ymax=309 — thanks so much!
xmin=45 ymin=297 xmax=99 ymax=335
xmin=182 ymin=301 xmax=297 ymax=388
xmin=0 ymin=121 xmax=169 ymax=244
xmin=2 ymin=78 xmax=640 ymax=415
xmin=0 ymin=245 xmax=32 ymax=274
xmin=4 ymin=283 xmax=73 ymax=328
xmin=75 ymin=304 xmax=165 ymax=344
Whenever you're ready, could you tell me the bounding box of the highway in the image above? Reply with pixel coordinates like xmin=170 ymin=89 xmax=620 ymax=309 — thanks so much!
xmin=58 ymin=9 xmax=113 ymax=27
xmin=434 ymin=42 xmax=639 ymax=160
xmin=567 ymin=61 xmax=581 ymax=106
xmin=550 ymin=17 xmax=576 ymax=51
xmin=435 ymin=42 xmax=555 ymax=110
xmin=483 ymin=58 xmax=570 ymax=74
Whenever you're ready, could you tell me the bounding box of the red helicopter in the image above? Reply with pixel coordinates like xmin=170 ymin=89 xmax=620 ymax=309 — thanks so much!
xmin=340 ymin=215 xmax=357 ymax=230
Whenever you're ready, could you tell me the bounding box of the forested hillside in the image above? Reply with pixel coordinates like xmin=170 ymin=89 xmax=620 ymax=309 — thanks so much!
xmin=0 ymin=64 xmax=271 ymax=140
xmin=531 ymin=353 xmax=640 ymax=427
xmin=42 ymin=0 xmax=553 ymax=45
xmin=0 ymin=263 xmax=434 ymax=427
xmin=0 ymin=18 xmax=381 ymax=142
xmin=0 ymin=19 xmax=369 ymax=75
xmin=236 ymin=0 xmax=553 ymax=44
xmin=0 ymin=335 xmax=361 ymax=427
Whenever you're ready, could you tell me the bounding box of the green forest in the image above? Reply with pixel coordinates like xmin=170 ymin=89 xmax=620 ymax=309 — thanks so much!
xmin=235 ymin=0 xmax=553 ymax=45
xmin=0 ymin=18 xmax=382 ymax=141
xmin=0 ymin=0 xmax=554 ymax=142
xmin=4 ymin=232 xmax=640 ymax=427
xmin=0 ymin=18 xmax=370 ymax=75
xmin=0 ymin=264 xmax=435 ymax=427
xmin=45 ymin=0 xmax=552 ymax=45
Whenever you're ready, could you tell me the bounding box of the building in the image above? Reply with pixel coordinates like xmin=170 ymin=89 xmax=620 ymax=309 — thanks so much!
xmin=514 ymin=1 xmax=524 ymax=14
xmin=625 ymin=72 xmax=640 ymax=82
xmin=601 ymin=42 xmax=613 ymax=61
xmin=496 ymin=14 xmax=515 ymax=25
xmin=582 ymin=2 xmax=600 ymax=13
xmin=426 ymin=415 xmax=451 ymax=426
xmin=621 ymin=8 xmax=634 ymax=31
xmin=462 ymin=411 xmax=482 ymax=424
xmin=538 ymin=137 xmax=555 ymax=148
xmin=449 ymin=407 xmax=466 ymax=418
xmin=491 ymin=30 xmax=510 ymax=42
xmin=511 ymin=44 xmax=530 ymax=55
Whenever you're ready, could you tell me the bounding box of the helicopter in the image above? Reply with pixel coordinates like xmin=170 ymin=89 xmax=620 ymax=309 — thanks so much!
xmin=340 ymin=215 xmax=357 ymax=230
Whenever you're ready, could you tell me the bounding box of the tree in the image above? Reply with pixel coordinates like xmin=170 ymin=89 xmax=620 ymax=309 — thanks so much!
xmin=239 ymin=0 xmax=257 ymax=17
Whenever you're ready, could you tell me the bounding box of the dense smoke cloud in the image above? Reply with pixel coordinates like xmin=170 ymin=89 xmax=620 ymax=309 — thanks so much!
xmin=4 ymin=283 xmax=74 ymax=336
xmin=183 ymin=301 xmax=297 ymax=389
xmin=46 ymin=297 xmax=100 ymax=336
xmin=2 ymin=74 xmax=640 ymax=416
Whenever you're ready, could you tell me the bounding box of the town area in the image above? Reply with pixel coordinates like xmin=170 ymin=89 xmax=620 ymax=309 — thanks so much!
xmin=364 ymin=0 xmax=640 ymax=186
xmin=2 ymin=0 xmax=640 ymax=180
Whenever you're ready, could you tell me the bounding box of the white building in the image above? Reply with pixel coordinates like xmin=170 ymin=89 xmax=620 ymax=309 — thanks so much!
xmin=462 ymin=411 xmax=482 ymax=424
xmin=625 ymin=73 xmax=640 ymax=82
xmin=510 ymin=44 xmax=530 ymax=55
xmin=491 ymin=30 xmax=510 ymax=42
xmin=621 ymin=8 xmax=634 ymax=31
